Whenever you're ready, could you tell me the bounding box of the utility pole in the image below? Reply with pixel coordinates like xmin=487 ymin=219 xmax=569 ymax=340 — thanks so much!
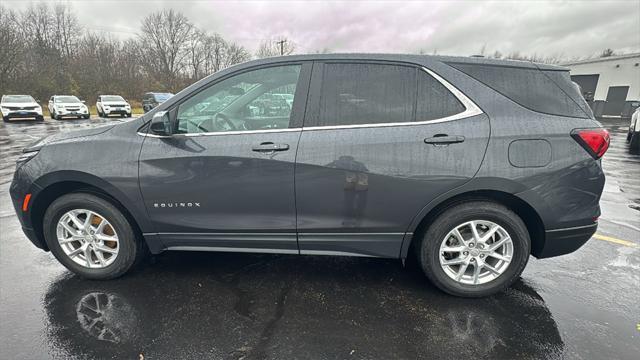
xmin=276 ymin=39 xmax=286 ymax=56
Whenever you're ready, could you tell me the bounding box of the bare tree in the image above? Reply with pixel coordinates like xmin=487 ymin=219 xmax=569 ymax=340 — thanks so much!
xmin=53 ymin=3 xmax=81 ymax=58
xmin=139 ymin=9 xmax=195 ymax=91
xmin=256 ymin=38 xmax=295 ymax=58
xmin=225 ymin=42 xmax=251 ymax=67
xmin=600 ymin=48 xmax=615 ymax=57
xmin=0 ymin=6 xmax=25 ymax=92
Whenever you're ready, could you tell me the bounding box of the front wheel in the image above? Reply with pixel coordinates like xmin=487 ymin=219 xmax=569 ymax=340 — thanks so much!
xmin=43 ymin=193 xmax=144 ymax=279
xmin=418 ymin=201 xmax=530 ymax=297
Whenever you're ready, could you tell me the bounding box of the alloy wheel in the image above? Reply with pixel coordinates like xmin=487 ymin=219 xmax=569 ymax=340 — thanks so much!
xmin=56 ymin=209 xmax=119 ymax=268
xmin=439 ymin=220 xmax=513 ymax=285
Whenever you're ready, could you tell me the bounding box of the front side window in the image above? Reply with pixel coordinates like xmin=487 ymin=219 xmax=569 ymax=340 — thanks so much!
xmin=176 ymin=65 xmax=301 ymax=134
xmin=315 ymin=63 xmax=416 ymax=127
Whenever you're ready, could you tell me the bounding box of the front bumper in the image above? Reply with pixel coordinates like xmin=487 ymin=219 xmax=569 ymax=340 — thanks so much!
xmin=54 ymin=108 xmax=89 ymax=117
xmin=9 ymin=165 xmax=49 ymax=251
xmin=103 ymin=108 xmax=131 ymax=115
xmin=536 ymin=223 xmax=598 ymax=258
xmin=3 ymin=111 xmax=43 ymax=119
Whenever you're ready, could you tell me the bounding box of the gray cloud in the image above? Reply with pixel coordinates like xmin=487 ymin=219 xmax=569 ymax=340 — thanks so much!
xmin=5 ymin=0 xmax=640 ymax=58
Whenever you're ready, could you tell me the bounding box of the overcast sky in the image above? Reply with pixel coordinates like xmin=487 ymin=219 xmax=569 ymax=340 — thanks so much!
xmin=5 ymin=0 xmax=640 ymax=59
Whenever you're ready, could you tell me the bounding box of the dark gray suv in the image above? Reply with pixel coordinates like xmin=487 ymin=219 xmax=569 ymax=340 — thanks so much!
xmin=10 ymin=54 xmax=609 ymax=297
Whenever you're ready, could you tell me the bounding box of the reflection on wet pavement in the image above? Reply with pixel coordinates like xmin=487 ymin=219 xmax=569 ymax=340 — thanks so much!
xmin=43 ymin=253 xmax=563 ymax=359
xmin=0 ymin=117 xmax=638 ymax=359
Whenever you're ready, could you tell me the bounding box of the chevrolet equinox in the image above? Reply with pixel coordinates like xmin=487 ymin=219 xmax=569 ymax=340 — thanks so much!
xmin=10 ymin=54 xmax=609 ymax=297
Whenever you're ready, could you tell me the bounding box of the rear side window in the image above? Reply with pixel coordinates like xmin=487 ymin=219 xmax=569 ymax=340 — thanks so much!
xmin=449 ymin=63 xmax=589 ymax=118
xmin=417 ymin=71 xmax=465 ymax=121
xmin=316 ymin=63 xmax=416 ymax=126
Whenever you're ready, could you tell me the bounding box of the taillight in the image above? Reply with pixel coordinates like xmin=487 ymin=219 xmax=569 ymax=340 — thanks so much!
xmin=571 ymin=128 xmax=610 ymax=159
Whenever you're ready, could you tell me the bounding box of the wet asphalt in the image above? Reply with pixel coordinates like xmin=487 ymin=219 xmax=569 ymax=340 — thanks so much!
xmin=0 ymin=116 xmax=638 ymax=360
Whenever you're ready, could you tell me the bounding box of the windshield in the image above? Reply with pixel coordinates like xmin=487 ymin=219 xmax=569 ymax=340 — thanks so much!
xmin=55 ymin=96 xmax=81 ymax=103
xmin=2 ymin=95 xmax=35 ymax=103
xmin=102 ymin=95 xmax=125 ymax=102
xmin=154 ymin=93 xmax=173 ymax=102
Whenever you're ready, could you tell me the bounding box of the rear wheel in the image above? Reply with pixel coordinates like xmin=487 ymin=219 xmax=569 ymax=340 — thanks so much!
xmin=43 ymin=193 xmax=144 ymax=279
xmin=418 ymin=201 xmax=530 ymax=297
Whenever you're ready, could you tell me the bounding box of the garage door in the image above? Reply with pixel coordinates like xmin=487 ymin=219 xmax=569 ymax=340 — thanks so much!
xmin=603 ymin=86 xmax=629 ymax=116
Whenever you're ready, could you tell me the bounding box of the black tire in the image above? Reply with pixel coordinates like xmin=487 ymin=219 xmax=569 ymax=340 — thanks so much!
xmin=36 ymin=116 xmax=44 ymax=121
xmin=127 ymin=112 xmax=132 ymax=118
xmin=2 ymin=116 xmax=8 ymax=122
xmin=418 ymin=201 xmax=530 ymax=297
xmin=83 ymin=114 xmax=90 ymax=119
xmin=43 ymin=193 xmax=144 ymax=279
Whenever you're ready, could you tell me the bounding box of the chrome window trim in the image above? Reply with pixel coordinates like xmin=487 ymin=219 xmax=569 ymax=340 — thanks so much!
xmin=138 ymin=127 xmax=302 ymax=138
xmin=138 ymin=66 xmax=483 ymax=138
xmin=302 ymin=66 xmax=484 ymax=131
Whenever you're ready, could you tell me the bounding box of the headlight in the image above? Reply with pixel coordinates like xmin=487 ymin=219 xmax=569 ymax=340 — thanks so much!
xmin=1 ymin=107 xmax=9 ymax=113
xmin=36 ymin=107 xmax=43 ymax=113
xmin=55 ymin=105 xmax=64 ymax=110
xmin=16 ymin=151 xmax=39 ymax=168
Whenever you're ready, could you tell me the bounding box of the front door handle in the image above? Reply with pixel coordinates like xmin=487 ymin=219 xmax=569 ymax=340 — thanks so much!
xmin=252 ymin=142 xmax=290 ymax=152
xmin=424 ymin=134 xmax=465 ymax=145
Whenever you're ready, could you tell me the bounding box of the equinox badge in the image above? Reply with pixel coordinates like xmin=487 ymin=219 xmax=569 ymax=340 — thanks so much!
xmin=153 ymin=202 xmax=201 ymax=208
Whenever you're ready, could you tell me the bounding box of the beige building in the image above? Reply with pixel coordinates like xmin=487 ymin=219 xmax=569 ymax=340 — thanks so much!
xmin=564 ymin=53 xmax=640 ymax=118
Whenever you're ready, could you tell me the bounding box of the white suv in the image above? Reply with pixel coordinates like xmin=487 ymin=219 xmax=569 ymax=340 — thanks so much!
xmin=48 ymin=95 xmax=90 ymax=120
xmin=1 ymin=95 xmax=44 ymax=122
xmin=96 ymin=95 xmax=132 ymax=118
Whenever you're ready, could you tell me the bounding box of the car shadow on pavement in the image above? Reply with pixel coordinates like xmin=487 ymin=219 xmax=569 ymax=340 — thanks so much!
xmin=44 ymin=252 xmax=564 ymax=359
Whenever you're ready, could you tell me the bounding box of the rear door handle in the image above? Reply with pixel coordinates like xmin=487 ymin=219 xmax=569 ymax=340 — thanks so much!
xmin=424 ymin=135 xmax=465 ymax=145
xmin=252 ymin=142 xmax=290 ymax=152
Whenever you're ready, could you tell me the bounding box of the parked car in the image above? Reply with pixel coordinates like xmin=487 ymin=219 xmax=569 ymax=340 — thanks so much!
xmin=96 ymin=95 xmax=132 ymax=118
xmin=48 ymin=95 xmax=90 ymax=120
xmin=10 ymin=54 xmax=608 ymax=297
xmin=1 ymin=95 xmax=44 ymax=121
xmin=142 ymin=92 xmax=173 ymax=113
xmin=628 ymin=107 xmax=640 ymax=151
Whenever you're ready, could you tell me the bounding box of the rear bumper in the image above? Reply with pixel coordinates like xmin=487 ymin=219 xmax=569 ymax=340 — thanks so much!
xmin=536 ymin=223 xmax=597 ymax=258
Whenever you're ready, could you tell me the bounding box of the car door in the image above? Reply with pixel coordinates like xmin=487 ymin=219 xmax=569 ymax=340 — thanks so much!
xmin=295 ymin=61 xmax=489 ymax=258
xmin=139 ymin=63 xmax=311 ymax=253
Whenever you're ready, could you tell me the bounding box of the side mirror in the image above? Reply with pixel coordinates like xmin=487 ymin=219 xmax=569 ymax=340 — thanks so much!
xmin=81 ymin=100 xmax=86 ymax=104
xmin=149 ymin=111 xmax=173 ymax=136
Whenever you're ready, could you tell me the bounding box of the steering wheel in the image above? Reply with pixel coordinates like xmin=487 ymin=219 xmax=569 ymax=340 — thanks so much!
xmin=184 ymin=119 xmax=209 ymax=133
xmin=214 ymin=113 xmax=237 ymax=131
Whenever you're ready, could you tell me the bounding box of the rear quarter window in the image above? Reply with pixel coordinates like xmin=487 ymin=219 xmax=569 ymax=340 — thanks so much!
xmin=417 ymin=71 xmax=465 ymax=121
xmin=449 ymin=63 xmax=589 ymax=118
